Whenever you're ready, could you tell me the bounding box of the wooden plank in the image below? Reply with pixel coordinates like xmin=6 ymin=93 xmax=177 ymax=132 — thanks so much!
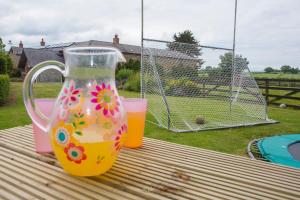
xmin=2 ymin=126 xmax=300 ymax=181
xmin=0 ymin=145 xmax=179 ymax=200
xmin=92 ymin=174 xmax=171 ymax=200
xmin=120 ymin=147 xmax=300 ymax=197
xmin=268 ymin=91 xmax=300 ymax=102
xmin=143 ymin=138 xmax=300 ymax=177
xmin=129 ymin=140 xmax=300 ymax=182
xmin=0 ymin=132 xmax=211 ymax=199
xmin=112 ymin=160 xmax=262 ymax=200
xmin=1 ymin=126 xmax=300 ymax=200
xmin=143 ymin=137 xmax=300 ymax=174
xmin=0 ymin=147 xmax=142 ymax=200
xmin=17 ymin=126 xmax=300 ymax=177
xmin=0 ymin=189 xmax=23 ymax=200
xmin=0 ymin=130 xmax=294 ymax=199
xmin=2 ymin=126 xmax=298 ymax=184
xmin=255 ymin=78 xmax=300 ymax=83
xmin=0 ymin=170 xmax=58 ymax=200
xmin=107 ymin=165 xmax=231 ymax=200
xmin=0 ymin=156 xmax=108 ymax=200
xmin=117 ymin=154 xmax=291 ymax=200
xmin=259 ymin=86 xmax=300 ymax=92
xmin=0 ymin=178 xmax=36 ymax=200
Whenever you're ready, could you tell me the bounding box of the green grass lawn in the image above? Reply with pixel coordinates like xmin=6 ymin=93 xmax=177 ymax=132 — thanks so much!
xmin=1 ymin=82 xmax=299 ymax=157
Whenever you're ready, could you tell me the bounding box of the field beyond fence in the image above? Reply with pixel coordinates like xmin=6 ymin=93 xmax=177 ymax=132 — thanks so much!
xmin=252 ymin=72 xmax=300 ymax=80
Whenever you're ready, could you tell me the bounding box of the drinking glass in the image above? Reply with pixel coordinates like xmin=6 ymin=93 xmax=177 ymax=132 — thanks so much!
xmin=122 ymin=98 xmax=147 ymax=148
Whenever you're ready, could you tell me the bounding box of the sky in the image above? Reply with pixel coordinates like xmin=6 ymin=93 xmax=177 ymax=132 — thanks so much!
xmin=0 ymin=0 xmax=299 ymax=71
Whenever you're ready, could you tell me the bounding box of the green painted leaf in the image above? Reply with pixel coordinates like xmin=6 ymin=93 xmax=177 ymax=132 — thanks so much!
xmin=72 ymin=122 xmax=76 ymax=128
xmin=74 ymin=114 xmax=79 ymax=118
xmin=79 ymin=121 xmax=85 ymax=125
xmin=80 ymin=114 xmax=84 ymax=118
xmin=75 ymin=131 xmax=82 ymax=136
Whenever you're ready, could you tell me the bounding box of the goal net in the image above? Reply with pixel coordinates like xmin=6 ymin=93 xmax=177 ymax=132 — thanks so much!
xmin=141 ymin=39 xmax=275 ymax=132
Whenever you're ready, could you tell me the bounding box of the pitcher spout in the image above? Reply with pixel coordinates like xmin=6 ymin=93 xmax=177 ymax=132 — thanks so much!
xmin=115 ymin=49 xmax=126 ymax=63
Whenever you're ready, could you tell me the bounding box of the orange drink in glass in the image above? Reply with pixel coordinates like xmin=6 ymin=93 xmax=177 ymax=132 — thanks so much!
xmin=122 ymin=98 xmax=147 ymax=148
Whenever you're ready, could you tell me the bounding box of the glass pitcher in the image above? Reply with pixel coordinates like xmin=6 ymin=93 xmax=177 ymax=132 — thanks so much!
xmin=23 ymin=47 xmax=127 ymax=176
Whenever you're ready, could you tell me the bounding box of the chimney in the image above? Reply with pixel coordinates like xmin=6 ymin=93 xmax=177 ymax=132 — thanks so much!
xmin=40 ymin=38 xmax=45 ymax=46
xmin=19 ymin=41 xmax=23 ymax=48
xmin=113 ymin=34 xmax=119 ymax=46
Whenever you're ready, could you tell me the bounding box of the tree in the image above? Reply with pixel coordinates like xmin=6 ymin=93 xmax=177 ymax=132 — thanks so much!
xmin=0 ymin=38 xmax=5 ymax=52
xmin=173 ymin=30 xmax=198 ymax=46
xmin=205 ymin=66 xmax=213 ymax=71
xmin=167 ymin=30 xmax=204 ymax=68
xmin=281 ymin=65 xmax=292 ymax=74
xmin=289 ymin=67 xmax=299 ymax=74
xmin=280 ymin=65 xmax=299 ymax=74
xmin=218 ymin=52 xmax=249 ymax=76
xmin=0 ymin=38 xmax=12 ymax=75
xmin=6 ymin=54 xmax=13 ymax=75
xmin=264 ymin=67 xmax=275 ymax=73
xmin=168 ymin=30 xmax=200 ymax=57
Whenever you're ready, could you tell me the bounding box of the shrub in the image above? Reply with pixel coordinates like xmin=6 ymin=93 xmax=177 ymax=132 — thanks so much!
xmin=116 ymin=69 xmax=134 ymax=81
xmin=10 ymin=68 xmax=21 ymax=77
xmin=0 ymin=74 xmax=10 ymax=104
xmin=0 ymin=53 xmax=7 ymax=74
xmin=165 ymin=78 xmax=201 ymax=96
xmin=116 ymin=59 xmax=140 ymax=72
xmin=124 ymin=72 xmax=140 ymax=92
xmin=116 ymin=69 xmax=134 ymax=89
xmin=169 ymin=64 xmax=199 ymax=80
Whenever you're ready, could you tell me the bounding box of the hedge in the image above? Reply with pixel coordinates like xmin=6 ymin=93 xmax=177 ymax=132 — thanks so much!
xmin=124 ymin=72 xmax=140 ymax=92
xmin=0 ymin=74 xmax=10 ymax=104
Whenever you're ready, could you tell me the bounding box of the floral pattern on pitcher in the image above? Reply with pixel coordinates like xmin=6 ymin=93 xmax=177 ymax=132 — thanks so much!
xmin=114 ymin=124 xmax=127 ymax=152
xmin=64 ymin=143 xmax=87 ymax=164
xmin=58 ymin=80 xmax=83 ymax=121
xmin=90 ymin=83 xmax=120 ymax=117
xmin=53 ymin=121 xmax=74 ymax=147
xmin=72 ymin=110 xmax=88 ymax=136
xmin=51 ymin=81 xmax=126 ymax=171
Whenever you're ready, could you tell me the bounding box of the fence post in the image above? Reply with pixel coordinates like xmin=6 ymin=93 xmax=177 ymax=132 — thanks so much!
xmin=265 ymin=79 xmax=269 ymax=105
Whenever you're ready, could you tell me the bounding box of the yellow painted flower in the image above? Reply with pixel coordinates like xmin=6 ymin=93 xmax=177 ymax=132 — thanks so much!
xmin=52 ymin=121 xmax=75 ymax=147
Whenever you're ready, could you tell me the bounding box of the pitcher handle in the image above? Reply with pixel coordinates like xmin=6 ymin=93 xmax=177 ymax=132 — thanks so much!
xmin=23 ymin=61 xmax=65 ymax=132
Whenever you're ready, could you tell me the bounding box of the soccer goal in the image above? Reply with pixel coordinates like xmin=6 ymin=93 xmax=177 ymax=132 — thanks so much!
xmin=140 ymin=0 xmax=276 ymax=132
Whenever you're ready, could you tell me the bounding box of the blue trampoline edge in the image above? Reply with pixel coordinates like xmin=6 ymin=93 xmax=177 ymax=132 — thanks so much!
xmin=257 ymin=134 xmax=300 ymax=168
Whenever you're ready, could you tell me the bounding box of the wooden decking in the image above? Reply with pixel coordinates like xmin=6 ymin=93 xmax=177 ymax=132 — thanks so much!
xmin=1 ymin=125 xmax=300 ymax=200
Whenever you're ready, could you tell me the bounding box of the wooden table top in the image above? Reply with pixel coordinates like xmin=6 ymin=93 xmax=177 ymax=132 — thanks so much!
xmin=0 ymin=125 xmax=300 ymax=200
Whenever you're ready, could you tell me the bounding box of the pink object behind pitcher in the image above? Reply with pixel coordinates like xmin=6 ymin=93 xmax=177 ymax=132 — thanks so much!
xmin=33 ymin=99 xmax=55 ymax=153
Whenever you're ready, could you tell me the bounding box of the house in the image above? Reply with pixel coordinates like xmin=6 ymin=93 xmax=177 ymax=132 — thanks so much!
xmin=10 ymin=35 xmax=199 ymax=82
xmin=10 ymin=35 xmax=143 ymax=82
xmin=8 ymin=44 xmax=23 ymax=70
xmin=18 ymin=48 xmax=64 ymax=82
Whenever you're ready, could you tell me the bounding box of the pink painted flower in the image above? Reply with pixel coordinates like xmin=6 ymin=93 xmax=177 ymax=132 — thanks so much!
xmin=90 ymin=83 xmax=120 ymax=116
xmin=64 ymin=143 xmax=87 ymax=164
xmin=60 ymin=80 xmax=81 ymax=109
xmin=114 ymin=124 xmax=127 ymax=152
